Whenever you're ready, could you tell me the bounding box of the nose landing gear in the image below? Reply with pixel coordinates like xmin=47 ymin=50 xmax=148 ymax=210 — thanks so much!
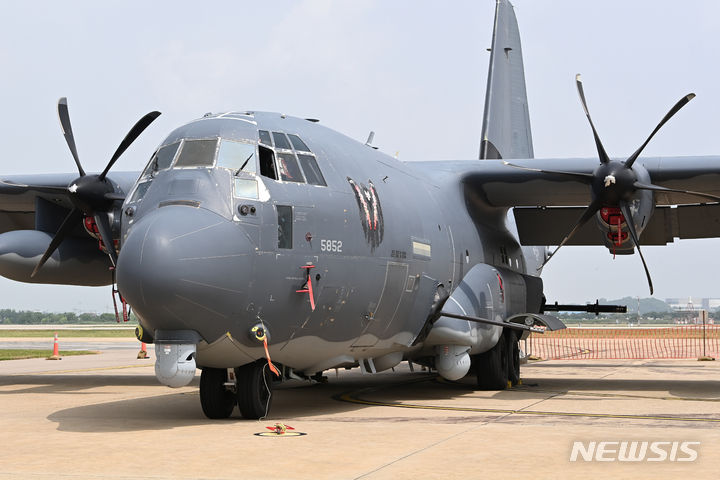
xmin=236 ymin=360 xmax=273 ymax=419
xmin=199 ymin=367 xmax=236 ymax=419
xmin=199 ymin=361 xmax=274 ymax=420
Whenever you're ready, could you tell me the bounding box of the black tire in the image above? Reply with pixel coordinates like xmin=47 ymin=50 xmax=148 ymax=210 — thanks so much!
xmin=507 ymin=331 xmax=520 ymax=386
xmin=236 ymin=361 xmax=272 ymax=420
xmin=474 ymin=332 xmax=509 ymax=390
xmin=200 ymin=367 xmax=236 ymax=419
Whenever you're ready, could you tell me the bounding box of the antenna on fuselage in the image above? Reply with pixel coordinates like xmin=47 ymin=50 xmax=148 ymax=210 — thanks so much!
xmin=365 ymin=131 xmax=378 ymax=149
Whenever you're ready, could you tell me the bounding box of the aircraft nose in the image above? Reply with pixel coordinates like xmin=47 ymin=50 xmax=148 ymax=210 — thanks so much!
xmin=116 ymin=206 xmax=253 ymax=340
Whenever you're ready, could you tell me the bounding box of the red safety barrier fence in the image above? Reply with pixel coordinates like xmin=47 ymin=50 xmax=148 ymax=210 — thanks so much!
xmin=526 ymin=325 xmax=719 ymax=360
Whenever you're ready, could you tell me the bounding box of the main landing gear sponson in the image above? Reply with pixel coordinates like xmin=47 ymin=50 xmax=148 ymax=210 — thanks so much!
xmin=472 ymin=329 xmax=519 ymax=390
xmin=199 ymin=361 xmax=273 ymax=420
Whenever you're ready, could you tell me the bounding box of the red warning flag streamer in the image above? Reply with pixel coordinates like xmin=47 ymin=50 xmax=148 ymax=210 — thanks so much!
xmin=296 ymin=265 xmax=316 ymax=311
xmin=263 ymin=337 xmax=280 ymax=377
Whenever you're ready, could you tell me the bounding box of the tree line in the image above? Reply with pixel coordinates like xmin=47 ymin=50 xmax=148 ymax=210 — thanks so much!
xmin=560 ymin=310 xmax=716 ymax=324
xmin=0 ymin=309 xmax=137 ymax=324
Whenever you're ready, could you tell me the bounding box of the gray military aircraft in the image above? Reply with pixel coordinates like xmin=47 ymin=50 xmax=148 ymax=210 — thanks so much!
xmin=1 ymin=0 xmax=719 ymax=419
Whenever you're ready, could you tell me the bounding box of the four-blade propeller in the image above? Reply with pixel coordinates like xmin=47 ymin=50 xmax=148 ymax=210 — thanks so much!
xmin=509 ymin=75 xmax=720 ymax=295
xmin=30 ymin=98 xmax=160 ymax=278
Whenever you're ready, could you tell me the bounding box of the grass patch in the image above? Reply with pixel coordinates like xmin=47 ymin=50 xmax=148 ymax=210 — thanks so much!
xmin=0 ymin=349 xmax=98 ymax=361
xmin=0 ymin=329 xmax=135 ymax=338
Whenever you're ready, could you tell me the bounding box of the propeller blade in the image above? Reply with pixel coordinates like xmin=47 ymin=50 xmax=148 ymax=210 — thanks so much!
xmin=31 ymin=208 xmax=83 ymax=278
xmin=502 ymin=161 xmax=594 ymax=182
xmin=619 ymin=201 xmax=654 ymax=295
xmin=575 ymin=74 xmax=611 ymax=164
xmin=633 ymin=182 xmax=720 ymax=203
xmin=57 ymin=98 xmax=85 ymax=177
xmin=99 ymin=111 xmax=161 ymax=180
xmin=104 ymin=192 xmax=126 ymax=201
xmin=624 ymin=93 xmax=695 ymax=168
xmin=93 ymin=213 xmax=118 ymax=267
xmin=537 ymin=199 xmax=602 ymax=271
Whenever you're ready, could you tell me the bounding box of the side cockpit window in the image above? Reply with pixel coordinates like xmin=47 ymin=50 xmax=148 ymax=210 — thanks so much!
xmin=277 ymin=152 xmax=303 ymax=182
xmin=128 ymin=181 xmax=152 ymax=203
xmin=272 ymin=132 xmax=292 ymax=150
xmin=297 ymin=154 xmax=326 ymax=186
xmin=259 ymin=145 xmax=277 ymax=180
xmin=287 ymin=134 xmax=310 ymax=152
xmin=141 ymin=142 xmax=181 ymax=179
xmin=257 ymin=129 xmax=327 ymax=187
xmin=258 ymin=130 xmax=272 ymax=146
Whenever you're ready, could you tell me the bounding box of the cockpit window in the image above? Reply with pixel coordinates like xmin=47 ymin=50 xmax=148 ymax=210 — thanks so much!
xmin=272 ymin=132 xmax=292 ymax=150
xmin=142 ymin=142 xmax=180 ymax=178
xmin=276 ymin=152 xmax=304 ymax=182
xmin=155 ymin=142 xmax=181 ymax=171
xmin=217 ymin=140 xmax=256 ymax=174
xmin=258 ymin=130 xmax=272 ymax=146
xmin=174 ymin=139 xmax=218 ymax=168
xmin=259 ymin=145 xmax=277 ymax=180
xmin=129 ymin=181 xmax=152 ymax=203
xmin=287 ymin=134 xmax=310 ymax=152
xmin=256 ymin=131 xmax=327 ymax=187
xmin=234 ymin=178 xmax=259 ymax=199
xmin=297 ymin=154 xmax=326 ymax=186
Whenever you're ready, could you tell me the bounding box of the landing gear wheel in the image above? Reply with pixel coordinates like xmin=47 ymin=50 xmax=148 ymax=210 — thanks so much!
xmin=507 ymin=331 xmax=520 ymax=386
xmin=474 ymin=331 xmax=509 ymax=390
xmin=200 ymin=367 xmax=236 ymax=419
xmin=236 ymin=361 xmax=273 ymax=420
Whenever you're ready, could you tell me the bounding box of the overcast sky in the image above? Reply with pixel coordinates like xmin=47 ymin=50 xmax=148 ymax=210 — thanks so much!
xmin=0 ymin=0 xmax=719 ymax=312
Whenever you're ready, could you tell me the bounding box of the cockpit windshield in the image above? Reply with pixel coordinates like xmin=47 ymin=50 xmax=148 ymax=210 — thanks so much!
xmin=175 ymin=139 xmax=217 ymax=168
xmin=217 ymin=140 xmax=256 ymax=174
xmin=129 ymin=127 xmax=326 ymax=206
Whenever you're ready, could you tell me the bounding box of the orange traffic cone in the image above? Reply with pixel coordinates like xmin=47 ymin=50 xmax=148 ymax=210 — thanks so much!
xmin=137 ymin=342 xmax=149 ymax=359
xmin=47 ymin=332 xmax=62 ymax=360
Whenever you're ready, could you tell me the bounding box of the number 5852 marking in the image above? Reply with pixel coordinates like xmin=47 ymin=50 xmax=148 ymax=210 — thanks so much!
xmin=320 ymin=239 xmax=343 ymax=253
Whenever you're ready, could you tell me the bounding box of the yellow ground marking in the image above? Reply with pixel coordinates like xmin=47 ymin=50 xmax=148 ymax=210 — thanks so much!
xmin=337 ymin=391 xmax=720 ymax=423
xmin=512 ymin=385 xmax=720 ymax=403
xmin=336 ymin=376 xmax=720 ymax=424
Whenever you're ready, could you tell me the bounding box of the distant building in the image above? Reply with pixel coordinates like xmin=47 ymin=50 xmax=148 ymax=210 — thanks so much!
xmin=665 ymin=297 xmax=720 ymax=311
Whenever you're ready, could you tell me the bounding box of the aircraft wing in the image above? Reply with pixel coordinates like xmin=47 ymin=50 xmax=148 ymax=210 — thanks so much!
xmin=462 ymin=156 xmax=720 ymax=207
xmin=0 ymin=172 xmax=139 ymax=235
xmin=413 ymin=155 xmax=720 ymax=246
xmin=0 ymin=171 xmax=141 ymax=286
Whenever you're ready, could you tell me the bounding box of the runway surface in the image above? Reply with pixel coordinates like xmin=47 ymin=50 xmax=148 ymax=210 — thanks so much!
xmin=0 ymin=340 xmax=718 ymax=479
xmin=0 ymin=339 xmax=137 ymax=350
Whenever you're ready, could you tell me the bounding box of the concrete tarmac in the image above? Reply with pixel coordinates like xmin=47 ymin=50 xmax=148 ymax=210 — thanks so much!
xmin=0 ymin=343 xmax=718 ymax=480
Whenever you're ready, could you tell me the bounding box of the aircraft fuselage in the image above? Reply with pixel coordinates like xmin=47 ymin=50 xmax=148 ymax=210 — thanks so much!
xmin=116 ymin=111 xmax=534 ymax=375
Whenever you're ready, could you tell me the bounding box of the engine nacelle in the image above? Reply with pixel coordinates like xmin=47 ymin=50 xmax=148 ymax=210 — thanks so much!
xmin=593 ymin=163 xmax=654 ymax=255
xmin=0 ymin=230 xmax=112 ymax=285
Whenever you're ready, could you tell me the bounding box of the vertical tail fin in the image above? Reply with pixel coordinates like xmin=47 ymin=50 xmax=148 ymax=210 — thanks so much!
xmin=479 ymin=0 xmax=533 ymax=160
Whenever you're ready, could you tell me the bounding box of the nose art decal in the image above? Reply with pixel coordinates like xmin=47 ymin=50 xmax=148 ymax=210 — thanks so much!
xmin=347 ymin=177 xmax=384 ymax=250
